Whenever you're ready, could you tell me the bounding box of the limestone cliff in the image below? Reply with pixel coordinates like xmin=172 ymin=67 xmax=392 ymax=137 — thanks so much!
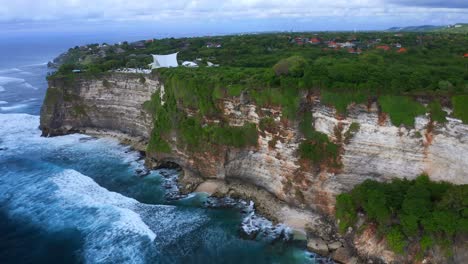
xmin=40 ymin=73 xmax=159 ymax=148
xmin=40 ymin=73 xmax=468 ymax=263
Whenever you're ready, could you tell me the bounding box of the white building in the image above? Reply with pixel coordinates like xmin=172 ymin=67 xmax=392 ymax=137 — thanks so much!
xmin=150 ymin=53 xmax=179 ymax=69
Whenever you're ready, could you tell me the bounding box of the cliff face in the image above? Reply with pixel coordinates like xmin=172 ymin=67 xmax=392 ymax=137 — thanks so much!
xmin=314 ymin=102 xmax=468 ymax=203
xmin=40 ymin=73 xmax=159 ymax=144
xmin=40 ymin=73 xmax=468 ymax=263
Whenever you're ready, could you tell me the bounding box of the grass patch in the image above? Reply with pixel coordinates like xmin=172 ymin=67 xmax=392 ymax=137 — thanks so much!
xmin=452 ymin=95 xmax=468 ymax=124
xmin=344 ymin=122 xmax=360 ymax=144
xmin=321 ymin=91 xmax=368 ymax=114
xmin=378 ymin=96 xmax=426 ymax=127
xmin=298 ymin=130 xmax=340 ymax=167
xmin=428 ymin=101 xmax=447 ymax=123
xmin=143 ymin=77 xmax=258 ymax=154
xmin=259 ymin=117 xmax=277 ymax=134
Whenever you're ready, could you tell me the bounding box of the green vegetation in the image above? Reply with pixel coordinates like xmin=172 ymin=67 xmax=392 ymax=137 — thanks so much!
xmin=378 ymin=96 xmax=426 ymax=127
xmin=143 ymin=74 xmax=258 ymax=153
xmin=179 ymin=117 xmax=258 ymax=148
xmin=50 ymin=32 xmax=468 ymax=126
xmin=321 ymin=91 xmax=368 ymax=114
xmin=452 ymin=95 xmax=468 ymax=124
xmin=336 ymin=175 xmax=468 ymax=256
xmin=43 ymin=88 xmax=62 ymax=107
xmin=49 ymin=32 xmax=468 ymax=157
xmin=297 ymin=109 xmax=341 ymax=168
xmin=273 ymin=55 xmax=306 ymax=77
xmin=436 ymin=24 xmax=468 ymax=34
xmin=72 ymin=105 xmax=87 ymax=117
xmin=428 ymin=101 xmax=447 ymax=123
xmin=298 ymin=112 xmax=314 ymax=139
xmin=298 ymin=130 xmax=340 ymax=167
xmin=259 ymin=117 xmax=277 ymax=133
xmin=386 ymin=227 xmax=407 ymax=254
xmin=344 ymin=122 xmax=360 ymax=144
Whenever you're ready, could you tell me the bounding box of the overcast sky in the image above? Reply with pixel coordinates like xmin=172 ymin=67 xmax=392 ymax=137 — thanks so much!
xmin=1 ymin=0 xmax=467 ymax=34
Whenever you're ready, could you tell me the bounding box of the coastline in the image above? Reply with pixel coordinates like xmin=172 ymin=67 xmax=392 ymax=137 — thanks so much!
xmin=64 ymin=127 xmax=349 ymax=262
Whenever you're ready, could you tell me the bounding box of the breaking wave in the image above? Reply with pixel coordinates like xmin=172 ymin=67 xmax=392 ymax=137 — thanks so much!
xmin=0 ymin=104 xmax=29 ymax=111
xmin=0 ymin=68 xmax=22 ymax=74
xmin=0 ymin=113 xmax=209 ymax=263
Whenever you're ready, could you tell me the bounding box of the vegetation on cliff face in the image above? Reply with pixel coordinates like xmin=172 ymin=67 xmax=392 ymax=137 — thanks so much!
xmin=428 ymin=101 xmax=447 ymax=123
xmin=320 ymin=90 xmax=368 ymax=115
xmin=452 ymin=95 xmax=468 ymax=124
xmin=378 ymin=96 xmax=426 ymax=127
xmin=336 ymin=175 xmax=468 ymax=257
xmin=143 ymin=72 xmax=259 ymax=154
xmin=297 ymin=111 xmax=341 ymax=168
xmin=43 ymin=87 xmax=63 ymax=114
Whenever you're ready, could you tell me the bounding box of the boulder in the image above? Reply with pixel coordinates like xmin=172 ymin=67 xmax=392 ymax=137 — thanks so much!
xmin=328 ymin=241 xmax=343 ymax=251
xmin=332 ymin=246 xmax=357 ymax=264
xmin=307 ymin=237 xmax=329 ymax=256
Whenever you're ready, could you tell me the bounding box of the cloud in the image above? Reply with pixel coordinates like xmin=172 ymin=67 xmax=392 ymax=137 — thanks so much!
xmin=387 ymin=0 xmax=468 ymax=9
xmin=0 ymin=0 xmax=466 ymax=30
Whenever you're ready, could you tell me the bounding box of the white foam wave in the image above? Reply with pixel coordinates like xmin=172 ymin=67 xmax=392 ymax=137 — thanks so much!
xmin=22 ymin=82 xmax=38 ymax=90
xmin=0 ymin=76 xmax=25 ymax=85
xmin=0 ymin=101 xmax=7 ymax=104
xmin=0 ymin=113 xmax=210 ymax=263
xmin=1 ymin=165 xmax=208 ymax=263
xmin=0 ymin=86 xmax=4 ymax=92
xmin=0 ymin=104 xmax=29 ymax=111
xmin=3 ymin=169 xmax=157 ymax=263
xmin=22 ymin=62 xmax=48 ymax=68
xmin=241 ymin=201 xmax=292 ymax=241
xmin=0 ymin=76 xmax=37 ymax=90
xmin=0 ymin=68 xmax=22 ymax=74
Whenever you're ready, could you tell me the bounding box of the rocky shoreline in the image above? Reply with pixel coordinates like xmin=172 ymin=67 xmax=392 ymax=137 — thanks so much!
xmin=40 ymin=72 xmax=468 ymax=263
xmin=73 ymin=129 xmax=344 ymax=263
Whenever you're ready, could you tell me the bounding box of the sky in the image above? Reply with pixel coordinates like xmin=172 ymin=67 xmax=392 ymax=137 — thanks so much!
xmin=0 ymin=0 xmax=467 ymax=35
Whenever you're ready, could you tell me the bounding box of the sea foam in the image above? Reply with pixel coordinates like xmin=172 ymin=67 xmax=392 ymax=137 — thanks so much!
xmin=0 ymin=113 xmax=209 ymax=263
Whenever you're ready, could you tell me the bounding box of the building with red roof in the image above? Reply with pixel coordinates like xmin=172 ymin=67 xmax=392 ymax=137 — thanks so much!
xmin=309 ymin=37 xmax=321 ymax=44
xmin=376 ymin=45 xmax=390 ymax=51
xmin=397 ymin=48 xmax=408 ymax=53
xmin=328 ymin=41 xmax=338 ymax=48
xmin=348 ymin=48 xmax=362 ymax=54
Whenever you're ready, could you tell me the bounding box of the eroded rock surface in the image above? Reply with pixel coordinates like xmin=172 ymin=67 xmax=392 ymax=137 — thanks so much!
xmin=40 ymin=73 xmax=468 ymax=263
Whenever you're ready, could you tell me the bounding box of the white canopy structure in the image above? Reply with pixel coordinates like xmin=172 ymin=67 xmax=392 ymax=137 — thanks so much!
xmin=182 ymin=61 xmax=198 ymax=67
xmin=150 ymin=53 xmax=178 ymax=69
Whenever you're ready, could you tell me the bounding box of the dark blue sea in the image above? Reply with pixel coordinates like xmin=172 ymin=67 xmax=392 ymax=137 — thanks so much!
xmin=0 ymin=30 xmax=325 ymax=264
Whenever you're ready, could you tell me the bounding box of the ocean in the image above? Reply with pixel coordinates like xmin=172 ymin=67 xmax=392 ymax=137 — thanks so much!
xmin=0 ymin=31 xmax=328 ymax=264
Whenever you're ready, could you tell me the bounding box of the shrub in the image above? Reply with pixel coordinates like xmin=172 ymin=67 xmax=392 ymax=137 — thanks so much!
xmin=419 ymin=235 xmax=433 ymax=251
xmin=452 ymin=95 xmax=468 ymax=124
xmin=298 ymin=131 xmax=340 ymax=167
xmin=321 ymin=91 xmax=368 ymax=114
xmin=336 ymin=175 xmax=468 ymax=256
xmin=378 ymin=96 xmax=426 ymax=127
xmin=387 ymin=227 xmax=407 ymax=254
xmin=273 ymin=56 xmax=307 ymax=77
xmin=344 ymin=122 xmax=360 ymax=144
xmin=336 ymin=193 xmax=357 ymax=233
xmin=428 ymin=101 xmax=447 ymax=123
xmin=259 ymin=117 xmax=277 ymax=133
xmin=298 ymin=112 xmax=314 ymax=139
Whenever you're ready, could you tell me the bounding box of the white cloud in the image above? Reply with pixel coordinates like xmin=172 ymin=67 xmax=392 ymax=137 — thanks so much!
xmin=0 ymin=0 xmax=466 ymax=25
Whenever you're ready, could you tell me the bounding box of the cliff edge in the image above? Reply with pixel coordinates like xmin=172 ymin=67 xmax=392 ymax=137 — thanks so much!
xmin=40 ymin=72 xmax=468 ymax=263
